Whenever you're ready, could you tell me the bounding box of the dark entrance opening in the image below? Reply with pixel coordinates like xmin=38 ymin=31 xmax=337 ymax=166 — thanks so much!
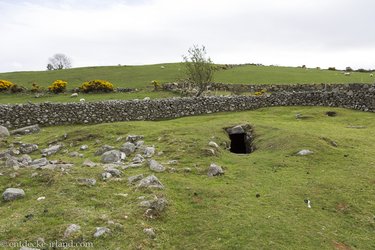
xmin=225 ymin=124 xmax=255 ymax=154
xmin=229 ymin=133 xmax=249 ymax=154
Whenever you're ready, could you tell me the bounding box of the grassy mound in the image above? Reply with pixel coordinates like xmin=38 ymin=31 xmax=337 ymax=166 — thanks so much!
xmin=0 ymin=106 xmax=374 ymax=249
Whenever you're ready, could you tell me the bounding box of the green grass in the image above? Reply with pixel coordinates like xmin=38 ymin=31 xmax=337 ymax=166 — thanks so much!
xmin=0 ymin=106 xmax=374 ymax=249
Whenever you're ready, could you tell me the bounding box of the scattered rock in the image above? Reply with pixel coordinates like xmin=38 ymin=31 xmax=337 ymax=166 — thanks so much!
xmin=77 ymin=178 xmax=97 ymax=186
xmin=104 ymin=167 xmax=122 ymax=177
xmin=135 ymin=140 xmax=144 ymax=148
xmin=93 ymin=227 xmax=110 ymax=238
xmin=143 ymin=197 xmax=168 ymax=218
xmin=95 ymin=145 xmax=114 ymax=156
xmin=63 ymin=224 xmax=81 ymax=238
xmin=207 ymin=163 xmax=224 ymax=177
xmin=183 ymin=167 xmax=192 ymax=173
xmin=226 ymin=125 xmax=245 ymax=134
xmin=143 ymin=228 xmax=156 ymax=239
xmin=37 ymin=196 xmax=46 ymax=201
xmin=132 ymin=154 xmax=145 ymax=164
xmin=83 ymin=159 xmax=97 ymax=167
xmin=29 ymin=158 xmax=48 ymax=168
xmin=101 ymin=150 xmax=124 ymax=163
xmin=2 ymin=188 xmax=25 ymax=201
xmin=208 ymin=141 xmax=219 ymax=148
xmin=321 ymin=137 xmax=338 ymax=147
xmin=144 ymin=146 xmax=155 ymax=158
xmin=19 ymin=143 xmax=39 ymax=154
xmin=10 ymin=125 xmax=40 ymax=135
xmin=0 ymin=125 xmax=10 ymax=138
xmin=148 ymin=159 xmax=165 ymax=172
xmin=137 ymin=175 xmax=164 ymax=189
xmin=126 ymin=135 xmax=144 ymax=143
xmin=69 ymin=151 xmax=83 ymax=158
xmin=80 ymin=145 xmax=89 ymax=151
xmin=5 ymin=157 xmax=20 ymax=169
xmin=167 ymin=160 xmax=178 ymax=165
xmin=101 ymin=172 xmax=112 ymax=181
xmin=41 ymin=144 xmax=62 ymax=157
xmin=204 ymin=148 xmax=216 ymax=156
xmin=296 ymin=149 xmax=313 ymax=156
xmin=18 ymin=154 xmax=32 ymax=166
xmin=120 ymin=142 xmax=136 ymax=156
xmin=128 ymin=174 xmax=144 ymax=185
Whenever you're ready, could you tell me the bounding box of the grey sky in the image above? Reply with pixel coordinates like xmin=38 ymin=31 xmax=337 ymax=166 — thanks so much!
xmin=1 ymin=0 xmax=374 ymax=73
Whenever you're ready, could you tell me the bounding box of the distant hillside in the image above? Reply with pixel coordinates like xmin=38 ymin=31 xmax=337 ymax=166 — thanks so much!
xmin=0 ymin=63 xmax=373 ymax=89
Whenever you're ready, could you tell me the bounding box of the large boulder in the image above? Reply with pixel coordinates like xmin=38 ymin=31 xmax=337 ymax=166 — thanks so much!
xmin=0 ymin=125 xmax=10 ymax=138
xmin=10 ymin=125 xmax=40 ymax=135
xmin=101 ymin=150 xmax=124 ymax=163
xmin=2 ymin=188 xmax=25 ymax=201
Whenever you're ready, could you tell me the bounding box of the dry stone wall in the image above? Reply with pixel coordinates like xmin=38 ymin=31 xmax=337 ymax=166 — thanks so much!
xmin=0 ymin=83 xmax=374 ymax=129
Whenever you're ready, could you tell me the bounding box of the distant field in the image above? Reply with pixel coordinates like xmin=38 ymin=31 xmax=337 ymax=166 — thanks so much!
xmin=0 ymin=63 xmax=373 ymax=90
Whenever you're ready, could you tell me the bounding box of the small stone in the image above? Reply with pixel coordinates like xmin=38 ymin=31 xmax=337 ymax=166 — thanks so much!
xmin=77 ymin=178 xmax=97 ymax=186
xmin=69 ymin=151 xmax=82 ymax=157
xmin=128 ymin=174 xmax=144 ymax=185
xmin=5 ymin=157 xmax=20 ymax=168
xmin=296 ymin=149 xmax=313 ymax=156
xmin=41 ymin=144 xmax=62 ymax=156
xmin=144 ymin=146 xmax=155 ymax=158
xmin=208 ymin=141 xmax=219 ymax=148
xmin=29 ymin=158 xmax=48 ymax=168
xmin=126 ymin=135 xmax=144 ymax=143
xmin=207 ymin=163 xmax=224 ymax=177
xmin=37 ymin=196 xmax=46 ymax=201
xmin=19 ymin=143 xmax=39 ymax=154
xmin=137 ymin=175 xmax=164 ymax=189
xmin=105 ymin=167 xmax=122 ymax=177
xmin=64 ymin=224 xmax=81 ymax=238
xmin=167 ymin=160 xmax=178 ymax=165
xmin=2 ymin=188 xmax=25 ymax=201
xmin=83 ymin=159 xmax=97 ymax=167
xmin=148 ymin=159 xmax=165 ymax=172
xmin=0 ymin=125 xmax=10 ymax=138
xmin=143 ymin=228 xmax=156 ymax=239
xmin=80 ymin=145 xmax=89 ymax=151
xmin=132 ymin=154 xmax=144 ymax=164
xmin=95 ymin=145 xmax=114 ymax=156
xmin=101 ymin=172 xmax=112 ymax=181
xmin=134 ymin=140 xmax=144 ymax=148
xmin=120 ymin=142 xmax=136 ymax=156
xmin=93 ymin=227 xmax=110 ymax=238
xmin=183 ymin=167 xmax=192 ymax=173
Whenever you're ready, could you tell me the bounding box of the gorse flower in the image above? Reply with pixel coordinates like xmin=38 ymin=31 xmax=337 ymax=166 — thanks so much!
xmin=48 ymin=80 xmax=67 ymax=93
xmin=80 ymin=80 xmax=114 ymax=93
xmin=0 ymin=80 xmax=14 ymax=92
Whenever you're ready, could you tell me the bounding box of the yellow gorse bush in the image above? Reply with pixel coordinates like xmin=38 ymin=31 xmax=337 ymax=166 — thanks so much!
xmin=0 ymin=80 xmax=14 ymax=92
xmin=80 ymin=80 xmax=114 ymax=93
xmin=48 ymin=80 xmax=67 ymax=93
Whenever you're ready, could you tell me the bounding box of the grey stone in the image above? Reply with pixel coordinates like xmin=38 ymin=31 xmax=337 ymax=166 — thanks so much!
xmin=101 ymin=150 xmax=124 ymax=163
xmin=95 ymin=145 xmax=114 ymax=156
xmin=208 ymin=163 xmax=224 ymax=177
xmin=126 ymin=135 xmax=144 ymax=143
xmin=0 ymin=125 xmax=10 ymax=138
xmin=128 ymin=174 xmax=144 ymax=184
xmin=80 ymin=145 xmax=89 ymax=151
xmin=104 ymin=167 xmax=122 ymax=177
xmin=2 ymin=188 xmax=25 ymax=201
xmin=18 ymin=154 xmax=32 ymax=166
xmin=63 ymin=224 xmax=81 ymax=238
xmin=11 ymin=125 xmax=40 ymax=135
xmin=137 ymin=175 xmax=164 ymax=189
xmin=5 ymin=157 xmax=20 ymax=168
xmin=41 ymin=144 xmax=62 ymax=156
xmin=83 ymin=159 xmax=97 ymax=167
xmin=120 ymin=142 xmax=136 ymax=156
xmin=143 ymin=228 xmax=156 ymax=239
xmin=93 ymin=227 xmax=110 ymax=238
xmin=135 ymin=140 xmax=144 ymax=148
xmin=77 ymin=178 xmax=96 ymax=186
xmin=69 ymin=151 xmax=83 ymax=158
xmin=144 ymin=146 xmax=155 ymax=158
xmin=29 ymin=158 xmax=48 ymax=168
xmin=148 ymin=159 xmax=165 ymax=172
xmin=101 ymin=172 xmax=112 ymax=181
xmin=19 ymin=143 xmax=39 ymax=154
xmin=208 ymin=141 xmax=219 ymax=148
xmin=132 ymin=154 xmax=144 ymax=164
xmin=167 ymin=160 xmax=178 ymax=165
xmin=226 ymin=125 xmax=245 ymax=135
xmin=296 ymin=149 xmax=313 ymax=156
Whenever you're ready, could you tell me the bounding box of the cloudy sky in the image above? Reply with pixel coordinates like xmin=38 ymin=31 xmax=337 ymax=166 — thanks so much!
xmin=1 ymin=0 xmax=374 ymax=73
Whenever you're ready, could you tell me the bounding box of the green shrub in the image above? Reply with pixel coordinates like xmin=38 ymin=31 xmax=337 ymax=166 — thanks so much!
xmin=80 ymin=80 xmax=114 ymax=93
xmin=0 ymin=79 xmax=14 ymax=92
xmin=48 ymin=80 xmax=67 ymax=94
xmin=31 ymin=83 xmax=43 ymax=93
xmin=328 ymin=67 xmax=336 ymax=71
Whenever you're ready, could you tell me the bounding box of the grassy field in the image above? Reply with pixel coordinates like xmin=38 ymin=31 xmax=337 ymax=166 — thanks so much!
xmin=0 ymin=106 xmax=374 ymax=249
xmin=0 ymin=63 xmax=373 ymax=105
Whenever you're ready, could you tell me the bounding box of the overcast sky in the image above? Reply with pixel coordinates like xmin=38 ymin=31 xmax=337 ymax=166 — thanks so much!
xmin=1 ymin=0 xmax=374 ymax=73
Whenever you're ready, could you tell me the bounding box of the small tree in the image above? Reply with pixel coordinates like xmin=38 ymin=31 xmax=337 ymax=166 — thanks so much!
xmin=47 ymin=53 xmax=72 ymax=70
xmin=182 ymin=45 xmax=215 ymax=97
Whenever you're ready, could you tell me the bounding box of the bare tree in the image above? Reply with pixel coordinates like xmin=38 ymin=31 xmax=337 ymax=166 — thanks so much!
xmin=47 ymin=53 xmax=72 ymax=70
xmin=182 ymin=45 xmax=215 ymax=97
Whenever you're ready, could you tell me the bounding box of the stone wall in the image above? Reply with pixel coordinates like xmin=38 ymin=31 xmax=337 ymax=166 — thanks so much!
xmin=0 ymin=83 xmax=374 ymax=129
